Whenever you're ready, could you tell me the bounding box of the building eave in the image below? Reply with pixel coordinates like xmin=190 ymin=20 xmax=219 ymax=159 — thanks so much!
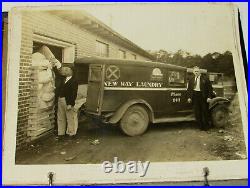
xmin=48 ymin=10 xmax=154 ymax=60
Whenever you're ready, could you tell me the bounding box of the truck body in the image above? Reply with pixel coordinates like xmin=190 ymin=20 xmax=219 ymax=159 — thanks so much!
xmin=75 ymin=57 xmax=230 ymax=136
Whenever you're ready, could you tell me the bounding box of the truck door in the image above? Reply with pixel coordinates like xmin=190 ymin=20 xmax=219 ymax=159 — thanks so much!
xmin=165 ymin=69 xmax=192 ymax=116
xmin=86 ymin=64 xmax=104 ymax=114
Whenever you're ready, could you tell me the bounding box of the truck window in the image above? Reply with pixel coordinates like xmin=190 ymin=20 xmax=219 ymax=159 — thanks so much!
xmin=89 ymin=66 xmax=102 ymax=82
xmin=168 ymin=70 xmax=185 ymax=87
xmin=75 ymin=64 xmax=89 ymax=84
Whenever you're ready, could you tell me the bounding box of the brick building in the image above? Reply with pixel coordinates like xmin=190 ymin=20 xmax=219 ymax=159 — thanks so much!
xmin=16 ymin=10 xmax=154 ymax=149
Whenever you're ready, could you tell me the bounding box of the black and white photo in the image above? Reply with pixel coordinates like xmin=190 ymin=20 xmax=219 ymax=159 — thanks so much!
xmin=2 ymin=3 xmax=248 ymax=185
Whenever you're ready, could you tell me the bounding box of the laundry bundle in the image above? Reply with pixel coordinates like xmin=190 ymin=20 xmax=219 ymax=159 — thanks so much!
xmin=32 ymin=50 xmax=56 ymax=109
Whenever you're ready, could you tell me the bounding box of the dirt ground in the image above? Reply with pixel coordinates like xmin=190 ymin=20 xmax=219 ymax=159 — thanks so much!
xmin=15 ymin=94 xmax=246 ymax=164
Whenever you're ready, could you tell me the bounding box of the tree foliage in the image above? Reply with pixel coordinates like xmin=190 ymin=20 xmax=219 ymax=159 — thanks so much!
xmin=150 ymin=50 xmax=234 ymax=76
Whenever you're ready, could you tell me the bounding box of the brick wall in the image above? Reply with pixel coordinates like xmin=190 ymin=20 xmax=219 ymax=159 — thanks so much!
xmin=16 ymin=11 xmax=151 ymax=149
xmin=16 ymin=13 xmax=33 ymax=149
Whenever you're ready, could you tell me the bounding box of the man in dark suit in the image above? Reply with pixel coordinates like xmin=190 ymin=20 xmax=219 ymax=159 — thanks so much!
xmin=187 ymin=66 xmax=213 ymax=131
xmin=57 ymin=66 xmax=78 ymax=139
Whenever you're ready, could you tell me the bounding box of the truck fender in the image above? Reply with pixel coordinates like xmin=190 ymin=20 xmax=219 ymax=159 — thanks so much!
xmin=209 ymin=97 xmax=230 ymax=110
xmin=108 ymin=99 xmax=154 ymax=124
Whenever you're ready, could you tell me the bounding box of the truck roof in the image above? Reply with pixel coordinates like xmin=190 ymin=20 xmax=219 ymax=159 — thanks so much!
xmin=74 ymin=56 xmax=187 ymax=71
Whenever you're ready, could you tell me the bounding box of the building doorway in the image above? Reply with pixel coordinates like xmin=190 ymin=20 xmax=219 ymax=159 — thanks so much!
xmin=33 ymin=42 xmax=63 ymax=62
xmin=30 ymin=36 xmax=75 ymax=140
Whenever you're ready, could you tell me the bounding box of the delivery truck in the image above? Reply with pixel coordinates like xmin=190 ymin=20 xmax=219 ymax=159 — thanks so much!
xmin=74 ymin=56 xmax=230 ymax=136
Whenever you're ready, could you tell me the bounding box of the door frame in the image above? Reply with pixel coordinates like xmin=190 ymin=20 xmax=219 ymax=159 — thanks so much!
xmin=33 ymin=33 xmax=75 ymax=64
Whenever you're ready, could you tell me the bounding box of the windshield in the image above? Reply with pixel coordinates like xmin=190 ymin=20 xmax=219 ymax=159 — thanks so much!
xmin=209 ymin=73 xmax=223 ymax=86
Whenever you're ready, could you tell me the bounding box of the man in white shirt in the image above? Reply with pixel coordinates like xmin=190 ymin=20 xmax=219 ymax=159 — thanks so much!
xmin=187 ymin=66 xmax=213 ymax=131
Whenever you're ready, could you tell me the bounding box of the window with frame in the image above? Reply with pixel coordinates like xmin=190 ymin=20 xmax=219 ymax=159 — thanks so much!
xmin=118 ymin=49 xmax=126 ymax=59
xmin=132 ymin=54 xmax=137 ymax=60
xmin=168 ymin=70 xmax=185 ymax=86
xmin=96 ymin=40 xmax=109 ymax=57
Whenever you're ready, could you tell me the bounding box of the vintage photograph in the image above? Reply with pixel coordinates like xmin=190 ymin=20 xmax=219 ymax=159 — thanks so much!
xmin=2 ymin=3 xmax=248 ymax=185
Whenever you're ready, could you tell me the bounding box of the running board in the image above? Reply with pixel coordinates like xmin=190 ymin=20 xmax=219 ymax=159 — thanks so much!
xmin=153 ymin=116 xmax=195 ymax=124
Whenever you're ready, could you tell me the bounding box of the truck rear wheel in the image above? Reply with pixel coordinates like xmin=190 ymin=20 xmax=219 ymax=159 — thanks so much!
xmin=211 ymin=104 xmax=229 ymax=128
xmin=120 ymin=105 xmax=149 ymax=136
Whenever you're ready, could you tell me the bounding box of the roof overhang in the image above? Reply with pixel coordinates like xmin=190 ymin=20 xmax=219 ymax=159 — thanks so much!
xmin=48 ymin=10 xmax=154 ymax=60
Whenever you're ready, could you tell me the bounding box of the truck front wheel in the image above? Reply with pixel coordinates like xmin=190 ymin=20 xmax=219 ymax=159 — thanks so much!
xmin=120 ymin=105 xmax=149 ymax=136
xmin=211 ymin=104 xmax=229 ymax=128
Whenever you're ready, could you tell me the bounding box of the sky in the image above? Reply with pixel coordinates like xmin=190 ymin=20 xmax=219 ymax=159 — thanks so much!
xmin=81 ymin=3 xmax=236 ymax=56
xmin=3 ymin=3 xmax=245 ymax=57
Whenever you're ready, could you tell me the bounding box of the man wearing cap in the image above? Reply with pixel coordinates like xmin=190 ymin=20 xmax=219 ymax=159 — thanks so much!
xmin=57 ymin=65 xmax=78 ymax=139
xmin=187 ymin=66 xmax=213 ymax=131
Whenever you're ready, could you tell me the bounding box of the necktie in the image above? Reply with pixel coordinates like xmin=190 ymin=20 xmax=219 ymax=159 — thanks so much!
xmin=194 ymin=76 xmax=198 ymax=88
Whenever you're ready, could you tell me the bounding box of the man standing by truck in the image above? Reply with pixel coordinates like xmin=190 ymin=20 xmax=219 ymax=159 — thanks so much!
xmin=187 ymin=66 xmax=213 ymax=131
xmin=57 ymin=66 xmax=79 ymax=139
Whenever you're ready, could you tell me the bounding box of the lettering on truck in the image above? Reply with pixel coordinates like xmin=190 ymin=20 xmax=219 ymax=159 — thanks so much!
xmin=104 ymin=81 xmax=163 ymax=88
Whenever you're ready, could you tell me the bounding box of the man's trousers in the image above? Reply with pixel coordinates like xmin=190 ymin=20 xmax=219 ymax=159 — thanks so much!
xmin=57 ymin=97 xmax=78 ymax=136
xmin=192 ymin=91 xmax=210 ymax=130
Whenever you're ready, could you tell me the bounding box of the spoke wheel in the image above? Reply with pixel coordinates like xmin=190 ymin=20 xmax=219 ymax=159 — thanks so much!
xmin=211 ymin=104 xmax=229 ymax=128
xmin=120 ymin=105 xmax=149 ymax=136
